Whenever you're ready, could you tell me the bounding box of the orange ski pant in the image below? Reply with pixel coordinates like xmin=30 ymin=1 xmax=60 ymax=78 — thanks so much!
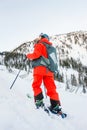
xmin=32 ymin=74 xmax=60 ymax=101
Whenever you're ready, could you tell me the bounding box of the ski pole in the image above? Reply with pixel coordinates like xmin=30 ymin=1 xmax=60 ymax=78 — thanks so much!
xmin=43 ymin=86 xmax=47 ymax=98
xmin=10 ymin=69 xmax=21 ymax=89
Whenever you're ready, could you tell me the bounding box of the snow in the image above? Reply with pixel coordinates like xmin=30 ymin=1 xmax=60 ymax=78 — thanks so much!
xmin=51 ymin=32 xmax=87 ymax=68
xmin=69 ymin=43 xmax=87 ymax=66
xmin=0 ymin=65 xmax=87 ymax=130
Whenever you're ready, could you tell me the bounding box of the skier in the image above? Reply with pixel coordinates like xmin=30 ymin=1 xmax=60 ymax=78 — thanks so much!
xmin=26 ymin=33 xmax=62 ymax=114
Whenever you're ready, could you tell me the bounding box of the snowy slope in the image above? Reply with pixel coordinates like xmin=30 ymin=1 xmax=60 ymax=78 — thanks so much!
xmin=0 ymin=65 xmax=87 ymax=130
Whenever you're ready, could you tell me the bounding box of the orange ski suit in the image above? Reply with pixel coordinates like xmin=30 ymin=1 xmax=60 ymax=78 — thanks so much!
xmin=26 ymin=38 xmax=60 ymax=101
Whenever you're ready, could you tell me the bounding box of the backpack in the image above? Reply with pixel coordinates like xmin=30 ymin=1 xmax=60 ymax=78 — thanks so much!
xmin=42 ymin=42 xmax=59 ymax=74
xmin=32 ymin=42 xmax=59 ymax=75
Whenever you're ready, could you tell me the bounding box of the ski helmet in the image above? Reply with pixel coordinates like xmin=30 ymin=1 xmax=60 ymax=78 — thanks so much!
xmin=39 ymin=33 xmax=49 ymax=40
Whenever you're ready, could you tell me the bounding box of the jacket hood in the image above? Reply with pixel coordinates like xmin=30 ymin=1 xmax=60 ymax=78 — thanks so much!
xmin=39 ymin=38 xmax=52 ymax=45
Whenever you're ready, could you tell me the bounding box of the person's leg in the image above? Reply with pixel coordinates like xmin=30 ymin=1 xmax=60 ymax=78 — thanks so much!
xmin=32 ymin=74 xmax=44 ymax=107
xmin=43 ymin=75 xmax=60 ymax=102
xmin=32 ymin=74 xmax=43 ymax=96
xmin=43 ymin=75 xmax=61 ymax=113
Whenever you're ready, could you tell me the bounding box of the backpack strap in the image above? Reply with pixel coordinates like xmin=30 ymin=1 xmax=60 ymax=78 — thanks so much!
xmin=42 ymin=42 xmax=51 ymax=49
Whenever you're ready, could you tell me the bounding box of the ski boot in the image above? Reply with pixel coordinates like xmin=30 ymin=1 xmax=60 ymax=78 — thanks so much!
xmin=48 ymin=105 xmax=67 ymax=118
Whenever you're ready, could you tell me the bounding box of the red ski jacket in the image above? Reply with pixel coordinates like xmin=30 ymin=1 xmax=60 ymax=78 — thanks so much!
xmin=26 ymin=38 xmax=53 ymax=76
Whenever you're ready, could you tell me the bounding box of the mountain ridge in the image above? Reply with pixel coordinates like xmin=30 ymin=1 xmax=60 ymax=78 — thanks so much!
xmin=0 ymin=30 xmax=87 ymax=92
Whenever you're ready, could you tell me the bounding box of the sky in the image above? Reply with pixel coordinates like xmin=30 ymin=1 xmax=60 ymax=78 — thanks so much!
xmin=0 ymin=0 xmax=87 ymax=51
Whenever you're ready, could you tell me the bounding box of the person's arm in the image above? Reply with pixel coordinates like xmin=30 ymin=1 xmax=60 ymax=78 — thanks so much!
xmin=26 ymin=44 xmax=42 ymax=60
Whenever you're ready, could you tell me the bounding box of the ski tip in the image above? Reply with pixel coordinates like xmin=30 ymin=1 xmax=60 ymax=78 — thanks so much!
xmin=61 ymin=113 xmax=67 ymax=118
xmin=27 ymin=94 xmax=32 ymax=99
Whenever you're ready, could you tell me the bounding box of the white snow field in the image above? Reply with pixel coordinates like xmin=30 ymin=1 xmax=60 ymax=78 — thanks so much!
xmin=0 ymin=66 xmax=87 ymax=130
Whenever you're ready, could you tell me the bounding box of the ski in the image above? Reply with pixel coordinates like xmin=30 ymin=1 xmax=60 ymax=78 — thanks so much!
xmin=47 ymin=108 xmax=67 ymax=118
xmin=27 ymin=94 xmax=67 ymax=119
xmin=27 ymin=93 xmax=32 ymax=99
xmin=37 ymin=105 xmax=67 ymax=119
xmin=56 ymin=111 xmax=67 ymax=118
